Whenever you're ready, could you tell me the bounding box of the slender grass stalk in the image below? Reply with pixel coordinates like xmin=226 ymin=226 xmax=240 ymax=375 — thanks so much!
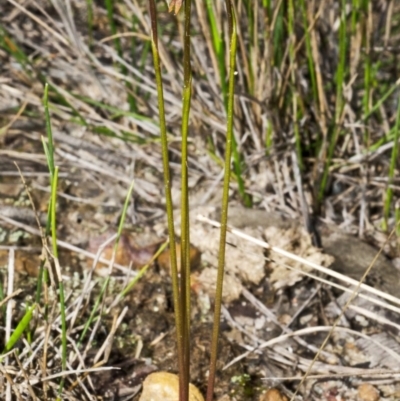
xmin=78 ymin=279 xmax=105 ymax=346
xmin=43 ymin=85 xmax=55 ymax=177
xmin=362 ymin=0 xmax=372 ymax=145
xmin=263 ymin=0 xmax=271 ymax=15
xmin=206 ymin=1 xmax=237 ymax=399
xmin=48 ymin=165 xmax=67 ymax=396
xmin=179 ymin=0 xmax=193 ymax=396
xmin=363 ymin=80 xmax=400 ymax=123
xmin=104 ymin=0 xmax=123 ymax=67
xmin=42 ymin=87 xmax=75 ymax=395
xmin=0 ymin=280 xmax=4 ymax=320
xmin=205 ymin=1 xmax=250 ymax=207
xmin=299 ymin=0 xmax=318 ymax=105
xmin=147 ymin=2 xmax=185 ymax=400
xmin=272 ymin=1 xmax=284 ymax=68
xmin=287 ymin=0 xmax=303 ymax=170
xmin=335 ymin=0 xmax=347 ymax=126
xmin=383 ymin=94 xmax=400 ymax=231
xmin=205 ymin=2 xmax=226 ymax=99
xmin=36 ymin=85 xmax=55 ymax=306
xmin=244 ymin=0 xmax=255 ymax=94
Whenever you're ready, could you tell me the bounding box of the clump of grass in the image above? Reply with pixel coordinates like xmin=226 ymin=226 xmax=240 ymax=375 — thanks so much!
xmin=3 ymin=0 xmax=399 ymax=231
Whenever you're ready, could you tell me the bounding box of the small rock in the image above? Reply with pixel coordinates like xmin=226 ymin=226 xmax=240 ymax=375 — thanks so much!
xmin=139 ymin=371 xmax=204 ymax=401
xmin=259 ymin=388 xmax=288 ymax=401
xmin=358 ymin=383 xmax=380 ymax=401
xmin=278 ymin=314 xmax=291 ymax=326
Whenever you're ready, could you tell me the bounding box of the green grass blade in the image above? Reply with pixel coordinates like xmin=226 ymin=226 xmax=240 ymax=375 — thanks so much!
xmin=0 ymin=280 xmax=4 ymax=321
xmin=50 ymin=167 xmax=59 ymax=260
xmin=272 ymin=1 xmax=285 ymax=68
xmin=288 ymin=0 xmax=303 ymax=170
xmin=206 ymin=1 xmax=237 ymax=399
xmin=3 ymin=303 xmax=36 ymax=353
xmin=205 ymin=2 xmax=227 ymax=100
xmin=49 ymin=166 xmax=67 ymax=395
xmin=36 ymin=85 xmax=55 ymax=307
xmin=43 ymin=84 xmax=55 ymax=179
xmin=179 ymin=0 xmax=193 ymax=396
xmin=204 ymin=2 xmax=250 ymax=207
xmin=334 ymin=0 xmax=347 ymax=124
xmin=363 ymin=80 xmax=400 ymax=123
xmin=43 ymin=91 xmax=68 ymax=394
xmin=148 ymin=1 xmax=184 ymax=398
xmin=78 ymin=278 xmax=107 ymax=346
xmin=104 ymin=0 xmax=137 ymax=112
xmin=383 ymin=94 xmax=400 ymax=231
xmin=0 ymin=24 xmax=30 ymax=71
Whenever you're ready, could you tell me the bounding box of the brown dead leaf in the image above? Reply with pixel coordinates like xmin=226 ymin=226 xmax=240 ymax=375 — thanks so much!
xmin=87 ymin=231 xmax=201 ymax=274
xmin=157 ymin=242 xmax=201 ymax=272
xmin=87 ymin=231 xmax=159 ymax=270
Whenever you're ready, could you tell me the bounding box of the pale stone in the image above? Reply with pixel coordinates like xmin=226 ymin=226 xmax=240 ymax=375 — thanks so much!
xmin=358 ymin=383 xmax=380 ymax=401
xmin=259 ymin=388 xmax=288 ymax=401
xmin=139 ymin=371 xmax=204 ymax=401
